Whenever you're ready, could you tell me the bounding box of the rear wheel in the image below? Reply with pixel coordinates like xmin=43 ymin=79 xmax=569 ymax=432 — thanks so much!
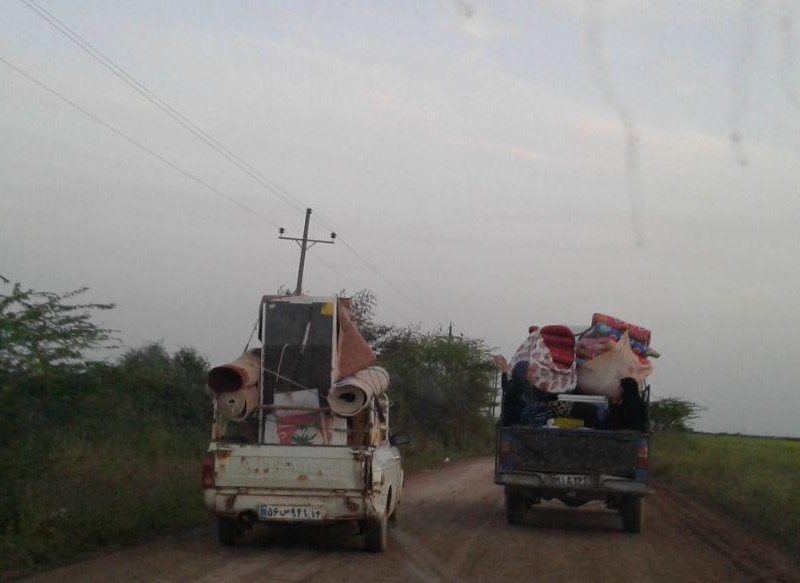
xmin=388 ymin=488 xmax=398 ymax=523
xmin=620 ymin=496 xmax=644 ymax=533
xmin=364 ymin=514 xmax=387 ymax=552
xmin=505 ymin=489 xmax=525 ymax=525
xmin=217 ymin=517 xmax=241 ymax=546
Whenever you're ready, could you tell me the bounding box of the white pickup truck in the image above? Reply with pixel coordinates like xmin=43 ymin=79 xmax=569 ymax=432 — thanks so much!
xmin=202 ymin=295 xmax=404 ymax=551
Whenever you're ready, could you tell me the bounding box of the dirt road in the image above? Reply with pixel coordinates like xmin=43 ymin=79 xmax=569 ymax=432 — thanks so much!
xmin=19 ymin=457 xmax=800 ymax=583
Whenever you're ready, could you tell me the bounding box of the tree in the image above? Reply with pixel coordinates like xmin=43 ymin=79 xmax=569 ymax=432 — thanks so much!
xmin=0 ymin=280 xmax=211 ymax=567
xmin=378 ymin=328 xmax=496 ymax=450
xmin=344 ymin=289 xmax=396 ymax=346
xmin=339 ymin=288 xmax=496 ymax=452
xmin=113 ymin=343 xmax=211 ymax=428
xmin=649 ymin=397 xmax=706 ymax=431
xmin=0 ymin=277 xmax=116 ymax=377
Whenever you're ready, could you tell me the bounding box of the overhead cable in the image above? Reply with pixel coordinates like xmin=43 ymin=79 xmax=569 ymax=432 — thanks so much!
xmin=0 ymin=54 xmax=279 ymax=228
xmin=1 ymin=54 xmax=369 ymax=301
xmin=19 ymin=0 xmax=434 ymax=320
xmin=19 ymin=0 xmax=306 ymax=213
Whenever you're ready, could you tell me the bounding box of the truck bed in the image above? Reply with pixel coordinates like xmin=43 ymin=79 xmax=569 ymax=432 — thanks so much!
xmin=497 ymin=427 xmax=643 ymax=478
xmin=211 ymin=443 xmax=367 ymax=491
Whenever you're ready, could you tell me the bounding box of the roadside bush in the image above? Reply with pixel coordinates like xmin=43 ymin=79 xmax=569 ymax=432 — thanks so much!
xmin=0 ymin=279 xmax=211 ymax=575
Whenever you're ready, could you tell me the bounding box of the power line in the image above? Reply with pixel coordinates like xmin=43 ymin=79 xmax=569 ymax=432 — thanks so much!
xmin=308 ymin=246 xmax=363 ymax=291
xmin=0 ymin=54 xmax=278 ymax=227
xmin=307 ymin=246 xmax=410 ymax=322
xmin=19 ymin=0 xmax=306 ymax=213
xmin=276 ymin=214 xmax=416 ymax=322
xmin=18 ymin=0 xmax=436 ymax=320
xmin=330 ymin=229 xmax=435 ymax=319
xmin=0 ymin=53 xmax=372 ymax=301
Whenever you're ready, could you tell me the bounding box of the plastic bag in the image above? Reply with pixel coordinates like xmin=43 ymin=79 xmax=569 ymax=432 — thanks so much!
xmin=576 ymin=331 xmax=652 ymax=400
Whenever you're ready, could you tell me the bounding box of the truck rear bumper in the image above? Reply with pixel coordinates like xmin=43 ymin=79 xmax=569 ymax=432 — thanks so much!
xmin=204 ymin=488 xmax=379 ymax=523
xmin=496 ymin=472 xmax=648 ymax=496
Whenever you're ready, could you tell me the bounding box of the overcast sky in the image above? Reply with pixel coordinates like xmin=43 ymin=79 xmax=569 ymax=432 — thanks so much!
xmin=2 ymin=0 xmax=799 ymax=437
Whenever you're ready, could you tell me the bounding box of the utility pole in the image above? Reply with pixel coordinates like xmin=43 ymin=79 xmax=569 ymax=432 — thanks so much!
xmin=278 ymin=208 xmax=336 ymax=295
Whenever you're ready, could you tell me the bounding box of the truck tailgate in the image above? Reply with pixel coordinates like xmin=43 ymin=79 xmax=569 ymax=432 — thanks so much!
xmin=212 ymin=444 xmax=366 ymax=491
xmin=499 ymin=428 xmax=642 ymax=477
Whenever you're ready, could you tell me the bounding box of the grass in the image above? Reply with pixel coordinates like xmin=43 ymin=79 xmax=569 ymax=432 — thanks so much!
xmin=13 ymin=428 xmax=797 ymax=573
xmin=0 ymin=433 xmax=208 ymax=577
xmin=0 ymin=429 xmax=491 ymax=578
xmin=652 ymin=432 xmax=800 ymax=557
xmin=399 ymin=419 xmax=496 ymax=472
xmin=401 ymin=439 xmax=494 ymax=472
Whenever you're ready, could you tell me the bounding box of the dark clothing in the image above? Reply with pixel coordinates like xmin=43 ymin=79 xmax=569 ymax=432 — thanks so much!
xmin=500 ymin=361 xmax=556 ymax=426
xmin=500 ymin=371 xmax=526 ymax=426
xmin=608 ymin=378 xmax=648 ymax=432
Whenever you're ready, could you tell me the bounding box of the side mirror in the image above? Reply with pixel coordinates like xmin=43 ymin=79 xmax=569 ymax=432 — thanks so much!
xmin=390 ymin=434 xmax=410 ymax=447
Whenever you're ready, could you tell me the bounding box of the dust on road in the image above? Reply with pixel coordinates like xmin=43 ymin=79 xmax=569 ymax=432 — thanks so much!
xmin=16 ymin=457 xmax=800 ymax=583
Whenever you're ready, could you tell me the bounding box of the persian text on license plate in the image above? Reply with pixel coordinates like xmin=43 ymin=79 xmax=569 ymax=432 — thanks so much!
xmin=259 ymin=505 xmax=323 ymax=521
xmin=552 ymin=474 xmax=595 ymax=486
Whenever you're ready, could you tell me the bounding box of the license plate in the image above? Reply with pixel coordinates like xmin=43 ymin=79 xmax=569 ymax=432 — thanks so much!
xmin=551 ymin=474 xmax=596 ymax=486
xmin=259 ymin=504 xmax=324 ymax=521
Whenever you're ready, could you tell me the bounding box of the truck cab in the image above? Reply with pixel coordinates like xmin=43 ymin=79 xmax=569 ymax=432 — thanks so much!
xmin=202 ymin=295 xmax=403 ymax=551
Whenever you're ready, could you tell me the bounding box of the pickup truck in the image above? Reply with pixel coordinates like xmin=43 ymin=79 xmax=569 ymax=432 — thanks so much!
xmin=202 ymin=295 xmax=404 ymax=551
xmin=494 ymin=396 xmax=650 ymax=532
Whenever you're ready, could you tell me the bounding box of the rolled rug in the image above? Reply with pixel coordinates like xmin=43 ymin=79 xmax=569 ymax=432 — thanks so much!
xmin=208 ymin=349 xmax=261 ymax=394
xmin=216 ymin=384 xmax=259 ymax=421
xmin=328 ymin=366 xmax=390 ymax=417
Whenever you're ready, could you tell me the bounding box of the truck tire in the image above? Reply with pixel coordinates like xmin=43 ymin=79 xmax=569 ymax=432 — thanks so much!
xmin=505 ymin=490 xmax=525 ymax=525
xmin=364 ymin=515 xmax=387 ymax=552
xmin=217 ymin=517 xmax=241 ymax=547
xmin=620 ymin=496 xmax=643 ymax=533
xmin=388 ymin=488 xmax=398 ymax=523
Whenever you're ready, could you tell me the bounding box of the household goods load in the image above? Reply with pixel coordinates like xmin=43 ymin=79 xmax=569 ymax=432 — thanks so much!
xmin=509 ymin=325 xmax=577 ymax=394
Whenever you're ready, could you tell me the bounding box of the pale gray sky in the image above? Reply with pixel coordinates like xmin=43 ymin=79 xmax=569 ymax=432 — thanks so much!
xmin=2 ymin=0 xmax=799 ymax=436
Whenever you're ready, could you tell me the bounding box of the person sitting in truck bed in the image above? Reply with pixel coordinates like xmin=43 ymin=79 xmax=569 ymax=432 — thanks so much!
xmin=608 ymin=377 xmax=648 ymax=432
xmin=494 ymin=356 xmax=555 ymax=426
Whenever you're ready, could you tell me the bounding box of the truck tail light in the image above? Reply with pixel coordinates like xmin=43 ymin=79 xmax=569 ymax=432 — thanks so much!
xmin=636 ymin=444 xmax=649 ymax=470
xmin=202 ymin=452 xmax=215 ymax=488
xmin=499 ymin=440 xmax=512 ymax=464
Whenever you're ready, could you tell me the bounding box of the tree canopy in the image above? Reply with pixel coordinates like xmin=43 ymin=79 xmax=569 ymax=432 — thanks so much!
xmin=649 ymin=397 xmax=706 ymax=432
xmin=0 ymin=277 xmax=116 ymax=377
xmin=349 ymin=289 xmax=497 ymax=453
xmin=0 ymin=279 xmax=212 ymax=567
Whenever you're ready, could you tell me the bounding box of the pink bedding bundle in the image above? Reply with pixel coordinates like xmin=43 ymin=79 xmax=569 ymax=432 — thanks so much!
xmin=510 ymin=325 xmax=577 ymax=394
xmin=540 ymin=325 xmax=577 ymax=369
xmin=591 ymin=313 xmax=651 ymax=346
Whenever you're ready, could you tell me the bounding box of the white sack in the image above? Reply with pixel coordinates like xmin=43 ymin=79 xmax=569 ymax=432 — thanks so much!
xmin=576 ymin=331 xmax=652 ymax=400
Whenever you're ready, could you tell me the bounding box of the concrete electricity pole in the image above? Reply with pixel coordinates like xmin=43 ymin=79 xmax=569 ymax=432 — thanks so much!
xmin=278 ymin=208 xmax=336 ymax=295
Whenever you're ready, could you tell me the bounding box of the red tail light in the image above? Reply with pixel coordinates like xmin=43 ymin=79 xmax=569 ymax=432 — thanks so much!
xmin=202 ymin=452 xmax=215 ymax=488
xmin=636 ymin=444 xmax=649 ymax=470
xmin=499 ymin=440 xmax=511 ymax=464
